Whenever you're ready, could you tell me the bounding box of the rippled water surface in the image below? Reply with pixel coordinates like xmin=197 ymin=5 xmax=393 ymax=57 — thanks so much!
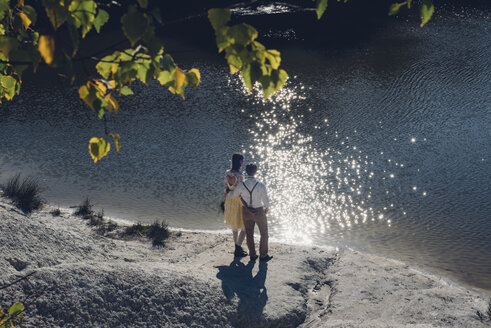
xmin=1 ymin=7 xmax=490 ymax=290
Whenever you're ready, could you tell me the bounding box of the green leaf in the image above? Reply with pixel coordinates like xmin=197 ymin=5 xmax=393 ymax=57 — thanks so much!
xmin=104 ymin=93 xmax=118 ymax=114
xmin=0 ymin=37 xmax=20 ymax=59
xmin=13 ymin=12 xmax=27 ymax=36
xmin=420 ymin=0 xmax=434 ymax=27
xmin=265 ymin=49 xmax=281 ymax=69
xmin=241 ymin=65 xmax=253 ymax=91
xmin=111 ymin=133 xmax=121 ymax=152
xmin=258 ymin=68 xmax=288 ymax=99
xmin=225 ymin=47 xmax=243 ymax=74
xmin=170 ymin=67 xmax=186 ymax=98
xmin=160 ymin=54 xmax=176 ymax=71
xmin=7 ymin=302 xmax=24 ymax=316
xmin=16 ymin=12 xmax=31 ymax=30
xmin=136 ymin=61 xmax=153 ymax=85
xmin=1 ymin=75 xmax=16 ymax=88
xmin=88 ymin=137 xmax=110 ymax=163
xmin=0 ymin=53 xmax=7 ymax=71
xmin=145 ymin=34 xmax=163 ymax=57
xmin=67 ymin=22 xmax=79 ymax=56
xmin=1 ymin=80 xmax=16 ymax=100
xmin=78 ymin=82 xmax=99 ymax=110
xmin=137 ymin=0 xmax=148 ymax=9
xmin=0 ymin=0 xmax=9 ymax=21
xmin=240 ymin=63 xmax=261 ymax=92
xmin=121 ymin=6 xmax=148 ymax=46
xmin=43 ymin=0 xmax=70 ymax=30
xmin=10 ymin=49 xmax=30 ymax=76
xmin=38 ymin=35 xmax=55 ymax=65
xmin=22 ymin=5 xmax=37 ymax=26
xmin=115 ymin=61 xmax=139 ymax=83
xmin=273 ymin=68 xmax=288 ymax=91
xmin=389 ymin=3 xmax=405 ymax=16
xmin=259 ymin=75 xmax=274 ymax=99
xmin=315 ymin=0 xmax=328 ymax=19
xmin=62 ymin=52 xmax=76 ymax=84
xmin=69 ymin=0 xmax=97 ymax=38
xmin=120 ymin=85 xmax=133 ymax=95
xmin=215 ymin=27 xmax=231 ymax=53
xmin=157 ymin=69 xmax=174 ymax=86
xmin=96 ymin=52 xmax=120 ymax=79
xmin=29 ymin=43 xmax=42 ymax=72
xmin=208 ymin=8 xmax=231 ymax=30
xmin=32 ymin=31 xmax=39 ymax=43
xmin=93 ymin=97 xmax=107 ymax=118
xmin=227 ymin=23 xmax=257 ymax=46
xmin=94 ymin=9 xmax=109 ymax=33
xmin=186 ymin=68 xmax=200 ymax=89
xmin=96 ymin=61 xmax=114 ymax=79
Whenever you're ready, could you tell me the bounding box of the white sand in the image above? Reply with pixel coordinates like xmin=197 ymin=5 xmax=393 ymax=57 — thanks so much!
xmin=0 ymin=196 xmax=489 ymax=327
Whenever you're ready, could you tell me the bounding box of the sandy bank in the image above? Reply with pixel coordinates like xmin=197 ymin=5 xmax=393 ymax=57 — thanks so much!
xmin=0 ymin=196 xmax=489 ymax=327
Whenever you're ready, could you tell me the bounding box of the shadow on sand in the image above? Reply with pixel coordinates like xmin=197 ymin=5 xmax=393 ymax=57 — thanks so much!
xmin=216 ymin=258 xmax=268 ymax=324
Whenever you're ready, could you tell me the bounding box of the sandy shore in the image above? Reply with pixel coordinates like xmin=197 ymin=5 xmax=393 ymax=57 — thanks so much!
xmin=0 ymin=196 xmax=489 ymax=327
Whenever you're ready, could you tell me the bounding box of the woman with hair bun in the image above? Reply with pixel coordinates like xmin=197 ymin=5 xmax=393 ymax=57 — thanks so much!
xmin=224 ymin=153 xmax=247 ymax=257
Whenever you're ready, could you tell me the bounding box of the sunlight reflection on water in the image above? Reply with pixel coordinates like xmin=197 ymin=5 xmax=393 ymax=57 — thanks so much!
xmin=229 ymin=78 xmax=395 ymax=245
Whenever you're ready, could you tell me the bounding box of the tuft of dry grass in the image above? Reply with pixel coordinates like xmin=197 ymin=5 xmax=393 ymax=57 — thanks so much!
xmin=124 ymin=220 xmax=169 ymax=247
xmin=74 ymin=197 xmax=93 ymax=217
xmin=50 ymin=208 xmax=61 ymax=217
xmin=3 ymin=174 xmax=43 ymax=213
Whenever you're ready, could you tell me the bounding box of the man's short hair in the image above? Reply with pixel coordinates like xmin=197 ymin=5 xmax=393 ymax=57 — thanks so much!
xmin=245 ymin=163 xmax=257 ymax=176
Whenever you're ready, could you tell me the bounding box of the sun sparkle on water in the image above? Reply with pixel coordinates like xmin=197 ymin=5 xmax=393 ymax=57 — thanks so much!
xmin=229 ymin=77 xmax=396 ymax=245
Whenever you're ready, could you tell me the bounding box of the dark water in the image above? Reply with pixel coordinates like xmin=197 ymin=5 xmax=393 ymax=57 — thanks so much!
xmin=0 ymin=6 xmax=490 ymax=291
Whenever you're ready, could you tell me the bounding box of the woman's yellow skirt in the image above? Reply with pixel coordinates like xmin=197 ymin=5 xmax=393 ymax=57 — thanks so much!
xmin=224 ymin=194 xmax=244 ymax=230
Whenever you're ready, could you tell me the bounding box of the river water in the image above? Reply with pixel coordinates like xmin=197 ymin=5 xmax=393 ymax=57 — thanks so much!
xmin=0 ymin=5 xmax=490 ymax=291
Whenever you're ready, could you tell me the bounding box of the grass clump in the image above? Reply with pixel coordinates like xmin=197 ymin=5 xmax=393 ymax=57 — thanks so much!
xmin=88 ymin=209 xmax=103 ymax=225
xmin=3 ymin=174 xmax=42 ymax=213
xmin=476 ymin=300 xmax=491 ymax=322
xmin=125 ymin=220 xmax=169 ymax=247
xmin=88 ymin=214 xmax=103 ymax=227
xmin=50 ymin=208 xmax=61 ymax=216
xmin=74 ymin=197 xmax=93 ymax=217
xmin=75 ymin=203 xmax=118 ymax=234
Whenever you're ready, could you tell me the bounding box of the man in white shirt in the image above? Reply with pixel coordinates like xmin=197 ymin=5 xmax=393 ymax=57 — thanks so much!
xmin=229 ymin=163 xmax=272 ymax=262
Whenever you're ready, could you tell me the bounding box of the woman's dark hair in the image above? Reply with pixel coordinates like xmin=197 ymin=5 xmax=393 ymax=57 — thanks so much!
xmin=231 ymin=153 xmax=244 ymax=171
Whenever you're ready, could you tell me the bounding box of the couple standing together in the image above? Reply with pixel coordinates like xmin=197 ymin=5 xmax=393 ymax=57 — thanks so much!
xmin=224 ymin=153 xmax=273 ymax=262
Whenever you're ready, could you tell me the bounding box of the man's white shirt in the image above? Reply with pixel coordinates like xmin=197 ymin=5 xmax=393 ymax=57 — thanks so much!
xmin=229 ymin=177 xmax=270 ymax=209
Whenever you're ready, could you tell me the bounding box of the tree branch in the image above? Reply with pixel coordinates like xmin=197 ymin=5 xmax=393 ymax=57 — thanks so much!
xmin=0 ymin=271 xmax=36 ymax=290
xmin=0 ymin=2 xmax=312 ymax=69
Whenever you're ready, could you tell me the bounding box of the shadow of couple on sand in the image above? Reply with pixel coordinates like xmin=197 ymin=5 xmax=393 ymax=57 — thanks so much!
xmin=216 ymin=258 xmax=268 ymax=324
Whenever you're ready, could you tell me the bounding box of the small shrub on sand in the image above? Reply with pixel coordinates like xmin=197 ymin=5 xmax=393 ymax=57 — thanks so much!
xmin=78 ymin=208 xmax=119 ymax=235
xmin=50 ymin=208 xmax=61 ymax=216
xmin=88 ymin=215 xmax=103 ymax=227
xmin=125 ymin=220 xmax=169 ymax=247
xmin=125 ymin=222 xmax=148 ymax=235
xmin=149 ymin=220 xmax=169 ymax=247
xmin=74 ymin=197 xmax=93 ymax=217
xmin=3 ymin=174 xmax=42 ymax=213
xmin=85 ymin=208 xmax=105 ymax=227
xmin=98 ymin=221 xmax=118 ymax=234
